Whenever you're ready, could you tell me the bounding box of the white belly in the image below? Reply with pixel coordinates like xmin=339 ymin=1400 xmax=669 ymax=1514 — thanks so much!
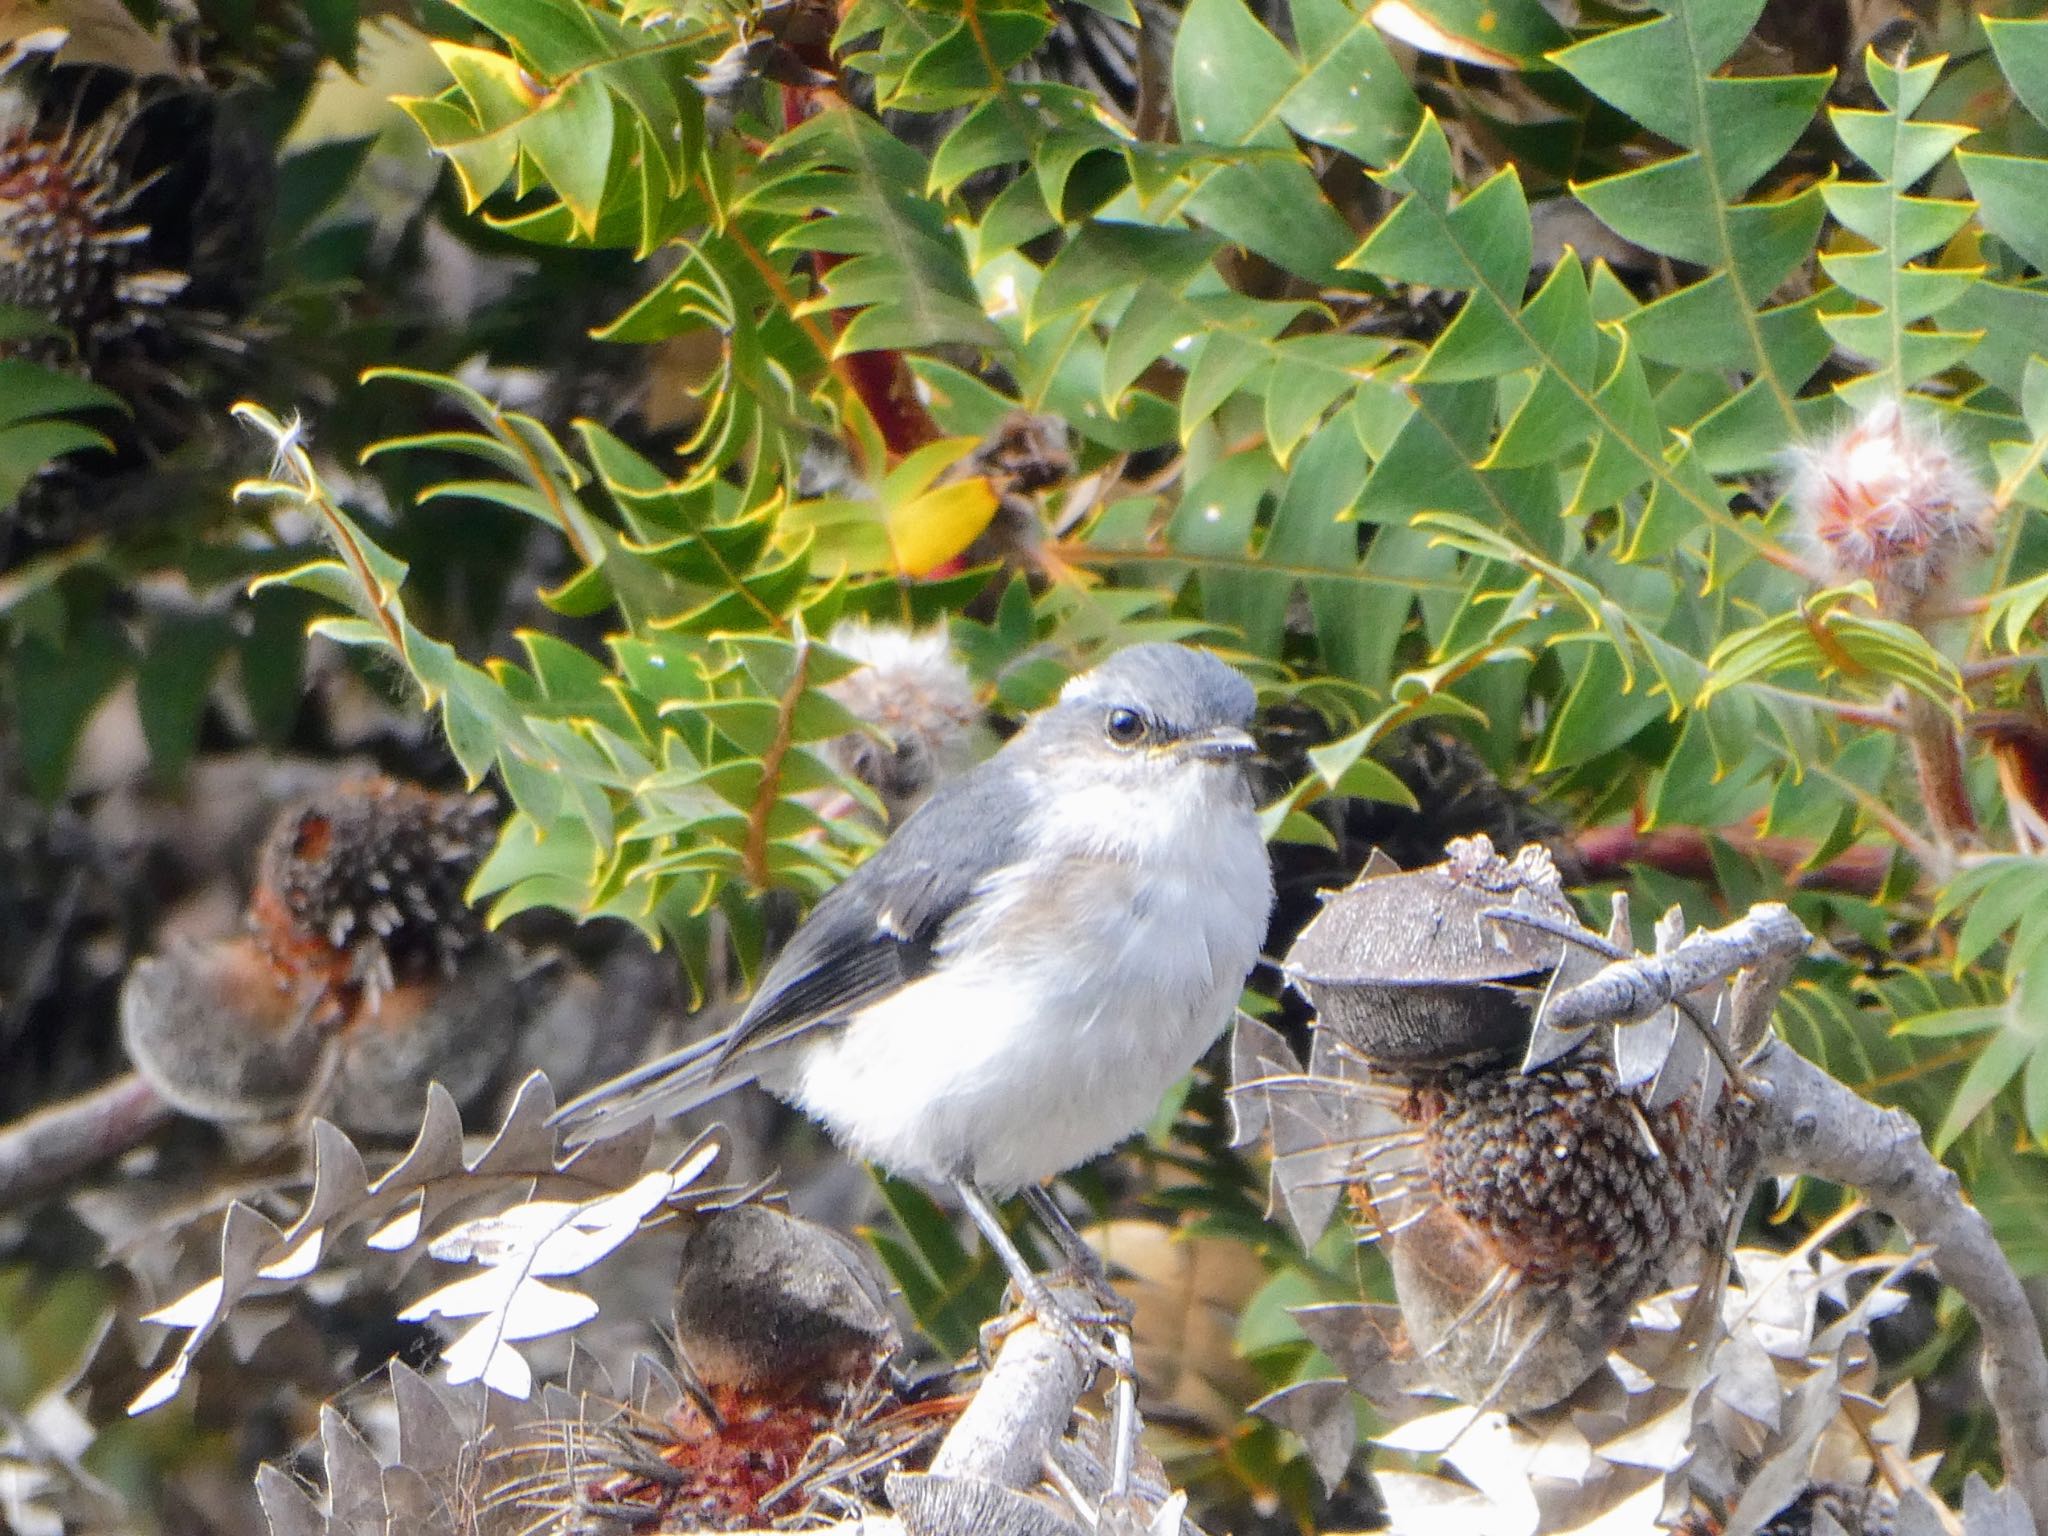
xmin=766 ymin=805 xmax=1271 ymax=1192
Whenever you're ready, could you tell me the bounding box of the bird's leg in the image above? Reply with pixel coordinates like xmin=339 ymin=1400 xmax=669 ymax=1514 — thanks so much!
xmin=954 ymin=1177 xmax=1065 ymax=1321
xmin=1022 ymin=1184 xmax=1133 ymax=1325
xmin=954 ymin=1179 xmax=1122 ymax=1368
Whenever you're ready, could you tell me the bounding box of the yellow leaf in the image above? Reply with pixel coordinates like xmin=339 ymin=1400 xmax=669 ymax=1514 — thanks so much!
xmin=887 ymin=476 xmax=999 ymax=576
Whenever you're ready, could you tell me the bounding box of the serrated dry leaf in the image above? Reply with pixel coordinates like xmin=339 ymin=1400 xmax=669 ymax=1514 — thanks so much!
xmin=1249 ymin=1379 xmax=1357 ymax=1494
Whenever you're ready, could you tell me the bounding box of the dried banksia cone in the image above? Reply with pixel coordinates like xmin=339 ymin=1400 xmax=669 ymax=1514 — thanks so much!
xmin=823 ymin=620 xmax=981 ymax=821
xmin=120 ymin=935 xmax=329 ymax=1125
xmin=673 ymin=1205 xmax=899 ymax=1398
xmin=248 ymin=777 xmax=497 ymax=1012
xmin=485 ymin=1210 xmax=946 ymax=1533
xmin=0 ymin=76 xmax=187 ymax=361
xmin=1286 ymin=838 xmax=1572 ymax=1073
xmin=1377 ymin=1059 xmax=1739 ymax=1412
xmin=1786 ymin=396 xmax=1992 ymax=620
xmin=121 ymin=778 xmax=517 ymax=1135
xmin=1281 ymin=837 xmax=1750 ymax=1413
xmin=955 ymin=410 xmax=1074 ymax=575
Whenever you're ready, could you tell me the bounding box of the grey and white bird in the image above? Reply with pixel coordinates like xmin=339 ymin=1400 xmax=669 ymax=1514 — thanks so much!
xmin=556 ymin=641 xmax=1274 ymax=1318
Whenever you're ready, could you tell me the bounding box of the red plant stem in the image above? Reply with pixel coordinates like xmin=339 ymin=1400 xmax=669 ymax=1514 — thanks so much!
xmin=1573 ymin=824 xmax=1892 ymax=898
xmin=779 ymin=81 xmax=943 ymax=461
xmin=1900 ymin=689 xmax=1980 ymax=866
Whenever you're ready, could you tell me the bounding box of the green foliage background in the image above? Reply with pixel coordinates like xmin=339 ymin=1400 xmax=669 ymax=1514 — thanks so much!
xmin=8 ymin=0 xmax=2048 ymax=1519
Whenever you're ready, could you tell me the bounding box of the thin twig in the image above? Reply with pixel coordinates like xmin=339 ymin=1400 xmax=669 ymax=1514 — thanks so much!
xmin=0 ymin=1071 xmax=175 ymax=1214
xmin=1538 ymin=905 xmax=1812 ymax=1036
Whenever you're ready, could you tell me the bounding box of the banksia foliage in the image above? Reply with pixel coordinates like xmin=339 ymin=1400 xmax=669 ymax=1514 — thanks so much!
xmin=1786 ymin=397 xmax=1993 ymax=618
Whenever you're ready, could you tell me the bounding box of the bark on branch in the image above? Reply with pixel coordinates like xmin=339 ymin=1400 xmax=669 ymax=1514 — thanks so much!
xmin=0 ymin=1071 xmax=174 ymax=1214
xmin=1747 ymin=1039 xmax=2048 ymax=1533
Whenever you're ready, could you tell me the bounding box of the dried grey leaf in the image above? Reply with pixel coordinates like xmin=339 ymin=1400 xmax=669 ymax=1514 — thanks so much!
xmin=1591 ymin=1391 xmax=1697 ymax=1475
xmin=319 ymin=1404 xmax=385 ymax=1536
xmin=377 ymin=1464 xmax=443 ymax=1528
xmin=389 ymin=1361 xmax=467 ymax=1482
xmin=1524 ymin=936 xmax=1608 ymax=1072
xmin=1266 ymin=1076 xmax=1369 ymax=1247
xmin=1647 ymin=989 xmax=1719 ymax=1113
xmin=1721 ymin=1358 xmax=1846 ymax=1536
xmin=370 ymin=1084 xmax=468 ymax=1192
xmin=1894 ymin=1489 xmax=1954 ymax=1536
xmin=1248 ymin=1378 xmax=1356 ymax=1495
xmin=466 ymin=1072 xmax=560 ymax=1177
xmin=1961 ymin=1474 xmax=2036 ymax=1536
xmin=557 ymin=1115 xmax=658 ymax=1189
xmin=889 ymin=1471 xmax=1086 ymax=1536
xmin=1289 ymin=1302 xmax=1418 ymax=1410
xmin=255 ymin=1464 xmax=327 ymax=1536
xmin=295 ymin=1118 xmax=373 ymax=1238
xmin=1226 ymin=1012 xmax=1298 ymax=1149
xmin=1709 ymin=1330 xmax=1785 ymax=1432
xmin=1611 ymin=1007 xmax=1678 ymax=1090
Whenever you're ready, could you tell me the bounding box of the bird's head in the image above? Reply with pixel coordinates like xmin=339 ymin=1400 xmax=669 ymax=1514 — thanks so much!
xmin=1020 ymin=643 xmax=1260 ymax=801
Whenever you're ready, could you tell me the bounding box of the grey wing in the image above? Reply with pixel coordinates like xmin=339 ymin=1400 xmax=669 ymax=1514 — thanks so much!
xmin=710 ymin=763 xmax=1030 ymax=1067
xmin=552 ymin=762 xmax=1027 ymax=1143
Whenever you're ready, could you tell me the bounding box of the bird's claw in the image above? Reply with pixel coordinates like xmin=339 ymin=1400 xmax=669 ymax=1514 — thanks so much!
xmin=979 ymin=1279 xmax=1132 ymax=1378
xmin=1055 ymin=1258 xmax=1134 ymax=1327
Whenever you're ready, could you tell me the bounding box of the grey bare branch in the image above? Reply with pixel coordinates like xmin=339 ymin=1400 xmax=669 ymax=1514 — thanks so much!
xmin=0 ymin=1070 xmax=174 ymax=1215
xmin=1746 ymin=1040 xmax=2048 ymax=1535
xmin=1539 ymin=904 xmax=1814 ymax=1035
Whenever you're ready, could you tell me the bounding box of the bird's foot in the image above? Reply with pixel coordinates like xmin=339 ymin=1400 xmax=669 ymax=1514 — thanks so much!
xmin=1052 ymin=1256 xmax=1134 ymax=1328
xmin=979 ymin=1276 xmax=1131 ymax=1378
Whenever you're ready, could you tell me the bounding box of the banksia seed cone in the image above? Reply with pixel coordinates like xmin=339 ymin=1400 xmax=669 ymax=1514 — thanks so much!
xmin=1288 ymin=837 xmax=1750 ymax=1412
xmin=122 ymin=778 xmax=515 ymax=1134
xmin=1359 ymin=1064 xmax=1744 ymax=1417
xmin=249 ymin=777 xmax=497 ymax=1012
xmin=0 ymin=80 xmax=187 ymax=361
xmin=485 ymin=1209 xmax=949 ymax=1533
xmin=1376 ymin=1059 xmax=1741 ymax=1411
xmin=824 ymin=620 xmax=980 ymax=820
xmin=1786 ymin=396 xmax=1992 ymax=618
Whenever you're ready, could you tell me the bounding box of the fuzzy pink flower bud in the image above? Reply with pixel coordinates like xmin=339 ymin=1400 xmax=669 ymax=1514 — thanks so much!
xmin=1786 ymin=397 xmax=1992 ymax=616
xmin=822 ymin=620 xmax=981 ymax=822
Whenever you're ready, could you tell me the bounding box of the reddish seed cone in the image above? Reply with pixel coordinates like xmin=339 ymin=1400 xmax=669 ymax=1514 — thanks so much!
xmin=1786 ymin=396 xmax=1992 ymax=616
xmin=121 ymin=778 xmax=515 ymax=1133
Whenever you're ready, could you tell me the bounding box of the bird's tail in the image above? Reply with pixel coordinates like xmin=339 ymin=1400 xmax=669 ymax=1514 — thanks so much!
xmin=550 ymin=1029 xmax=756 ymax=1148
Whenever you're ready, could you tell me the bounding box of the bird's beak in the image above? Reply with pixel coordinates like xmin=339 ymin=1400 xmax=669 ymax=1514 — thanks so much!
xmin=1183 ymin=726 xmax=1258 ymax=762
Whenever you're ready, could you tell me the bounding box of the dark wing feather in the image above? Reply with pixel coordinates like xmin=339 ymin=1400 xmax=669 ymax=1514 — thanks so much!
xmin=552 ymin=756 xmax=1029 ymax=1145
xmin=708 ymin=761 xmax=1029 ymax=1068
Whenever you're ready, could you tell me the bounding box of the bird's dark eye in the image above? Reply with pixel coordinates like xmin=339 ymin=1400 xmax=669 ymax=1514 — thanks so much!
xmin=1104 ymin=707 xmax=1146 ymax=746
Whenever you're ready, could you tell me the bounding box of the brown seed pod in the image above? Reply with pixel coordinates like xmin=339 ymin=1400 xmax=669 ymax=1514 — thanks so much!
xmin=0 ymin=79 xmax=187 ymax=359
xmin=1370 ymin=1059 xmax=1742 ymax=1412
xmin=1286 ymin=839 xmax=1573 ymax=1072
xmin=120 ymin=935 xmax=326 ymax=1125
xmin=482 ymin=1213 xmax=942 ymax=1534
xmin=121 ymin=778 xmax=515 ymax=1134
xmin=249 ymin=776 xmax=497 ymax=1015
xmin=674 ymin=1206 xmax=899 ymax=1399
